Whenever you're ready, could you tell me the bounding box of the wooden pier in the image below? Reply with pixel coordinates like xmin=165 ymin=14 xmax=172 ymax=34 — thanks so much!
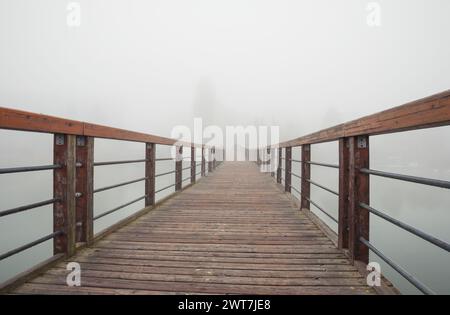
xmin=1 ymin=90 xmax=449 ymax=295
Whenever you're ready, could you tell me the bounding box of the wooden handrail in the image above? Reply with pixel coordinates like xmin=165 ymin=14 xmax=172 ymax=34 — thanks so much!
xmin=0 ymin=107 xmax=205 ymax=148
xmin=276 ymin=89 xmax=450 ymax=148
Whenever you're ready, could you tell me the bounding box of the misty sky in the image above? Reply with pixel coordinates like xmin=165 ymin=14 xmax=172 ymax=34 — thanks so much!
xmin=1 ymin=0 xmax=449 ymax=141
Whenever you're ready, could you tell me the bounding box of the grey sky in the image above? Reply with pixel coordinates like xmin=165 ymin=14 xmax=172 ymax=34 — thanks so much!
xmin=1 ymin=0 xmax=449 ymax=141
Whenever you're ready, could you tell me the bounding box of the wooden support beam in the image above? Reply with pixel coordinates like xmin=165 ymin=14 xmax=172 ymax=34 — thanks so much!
xmin=145 ymin=143 xmax=156 ymax=207
xmin=269 ymin=147 xmax=275 ymax=177
xmin=53 ymin=134 xmax=76 ymax=256
xmin=75 ymin=136 xmax=94 ymax=245
xmin=285 ymin=147 xmax=292 ymax=193
xmin=300 ymin=144 xmax=311 ymax=210
xmin=348 ymin=135 xmax=370 ymax=264
xmin=208 ymin=148 xmax=213 ymax=173
xmin=213 ymin=147 xmax=216 ymax=170
xmin=277 ymin=148 xmax=282 ymax=183
xmin=201 ymin=145 xmax=206 ymax=176
xmin=175 ymin=145 xmax=183 ymax=191
xmin=191 ymin=146 xmax=196 ymax=183
xmin=338 ymin=138 xmax=349 ymax=249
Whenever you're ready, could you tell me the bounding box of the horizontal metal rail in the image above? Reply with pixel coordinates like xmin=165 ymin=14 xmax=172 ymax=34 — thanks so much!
xmin=291 ymin=159 xmax=302 ymax=163
xmin=306 ymin=161 xmax=339 ymax=169
xmin=155 ymin=170 xmax=175 ymax=178
xmin=360 ymin=203 xmax=450 ymax=252
xmin=196 ymin=171 xmax=201 ymax=176
xmin=182 ymin=166 xmax=191 ymax=171
xmin=307 ymin=179 xmax=339 ymax=196
xmin=94 ymin=159 xmax=147 ymax=167
xmin=0 ymin=198 xmax=59 ymax=218
xmin=93 ymin=195 xmax=146 ymax=220
xmin=155 ymin=157 xmax=173 ymax=162
xmin=0 ymin=164 xmax=61 ymax=174
xmin=359 ymin=237 xmax=434 ymax=295
xmin=181 ymin=177 xmax=190 ymax=182
xmin=290 ymin=172 xmax=302 ymax=180
xmin=155 ymin=183 xmax=176 ymax=194
xmin=0 ymin=231 xmax=63 ymax=261
xmin=94 ymin=177 xmax=147 ymax=193
xmin=360 ymin=168 xmax=450 ymax=189
xmin=304 ymin=196 xmax=338 ymax=223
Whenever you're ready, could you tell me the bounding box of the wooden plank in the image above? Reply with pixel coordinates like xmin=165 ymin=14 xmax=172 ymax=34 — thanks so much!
xmin=53 ymin=134 xmax=76 ymax=256
xmin=277 ymin=89 xmax=450 ymax=147
xmin=190 ymin=145 xmax=196 ymax=183
xmin=338 ymin=138 xmax=349 ymax=249
xmin=348 ymin=136 xmax=370 ymax=263
xmin=0 ymin=107 xmax=205 ymax=147
xmin=175 ymin=145 xmax=182 ymax=191
xmin=145 ymin=143 xmax=156 ymax=206
xmin=201 ymin=145 xmax=206 ymax=176
xmin=285 ymin=147 xmax=292 ymax=193
xmin=75 ymin=136 xmax=94 ymax=244
xmin=301 ymin=145 xmax=311 ymax=210
xmin=277 ymin=148 xmax=282 ymax=183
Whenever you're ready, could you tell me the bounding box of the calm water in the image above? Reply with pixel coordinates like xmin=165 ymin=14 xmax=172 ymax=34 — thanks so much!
xmin=1 ymin=127 xmax=449 ymax=294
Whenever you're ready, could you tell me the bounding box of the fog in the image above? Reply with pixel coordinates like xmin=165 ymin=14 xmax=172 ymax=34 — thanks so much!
xmin=1 ymin=0 xmax=449 ymax=294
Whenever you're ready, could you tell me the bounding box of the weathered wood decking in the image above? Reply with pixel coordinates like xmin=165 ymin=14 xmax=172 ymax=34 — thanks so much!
xmin=12 ymin=162 xmax=374 ymax=295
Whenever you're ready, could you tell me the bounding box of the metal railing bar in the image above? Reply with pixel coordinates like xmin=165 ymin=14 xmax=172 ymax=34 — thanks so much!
xmin=0 ymin=198 xmax=59 ymax=218
xmin=0 ymin=231 xmax=63 ymax=261
xmin=291 ymin=159 xmax=302 ymax=163
xmin=290 ymin=172 xmax=302 ymax=180
xmin=155 ymin=183 xmax=176 ymax=194
xmin=360 ymin=168 xmax=450 ymax=190
xmin=93 ymin=195 xmax=146 ymax=221
xmin=155 ymin=158 xmax=174 ymax=162
xmin=308 ymin=161 xmax=339 ymax=169
xmin=94 ymin=177 xmax=147 ymax=194
xmin=94 ymin=159 xmax=147 ymax=166
xmin=359 ymin=237 xmax=435 ymax=295
xmin=181 ymin=177 xmax=190 ymax=182
xmin=0 ymin=164 xmax=61 ymax=174
xmin=307 ymin=179 xmax=339 ymax=196
xmin=182 ymin=166 xmax=191 ymax=171
xmin=360 ymin=203 xmax=450 ymax=252
xmin=155 ymin=170 xmax=176 ymax=178
xmin=304 ymin=197 xmax=338 ymax=223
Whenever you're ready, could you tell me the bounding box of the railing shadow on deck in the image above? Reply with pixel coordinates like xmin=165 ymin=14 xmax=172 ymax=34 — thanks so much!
xmin=257 ymin=89 xmax=450 ymax=295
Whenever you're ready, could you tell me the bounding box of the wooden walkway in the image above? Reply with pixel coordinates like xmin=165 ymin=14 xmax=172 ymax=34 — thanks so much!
xmin=12 ymin=162 xmax=374 ymax=295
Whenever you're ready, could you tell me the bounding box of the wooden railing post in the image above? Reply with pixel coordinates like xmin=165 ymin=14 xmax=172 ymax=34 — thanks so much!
xmin=53 ymin=134 xmax=76 ymax=256
xmin=75 ymin=136 xmax=94 ymax=245
xmin=175 ymin=145 xmax=183 ymax=191
xmin=213 ymin=147 xmax=216 ymax=170
xmin=145 ymin=143 xmax=156 ymax=207
xmin=348 ymin=135 xmax=370 ymax=264
xmin=338 ymin=138 xmax=350 ymax=249
xmin=257 ymin=148 xmax=261 ymax=165
xmin=208 ymin=148 xmax=213 ymax=173
xmin=191 ymin=145 xmax=196 ymax=183
xmin=201 ymin=145 xmax=206 ymax=176
xmin=277 ymin=147 xmax=282 ymax=183
xmin=285 ymin=147 xmax=292 ymax=192
xmin=300 ymin=144 xmax=311 ymax=210
xmin=268 ymin=147 xmax=274 ymax=177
